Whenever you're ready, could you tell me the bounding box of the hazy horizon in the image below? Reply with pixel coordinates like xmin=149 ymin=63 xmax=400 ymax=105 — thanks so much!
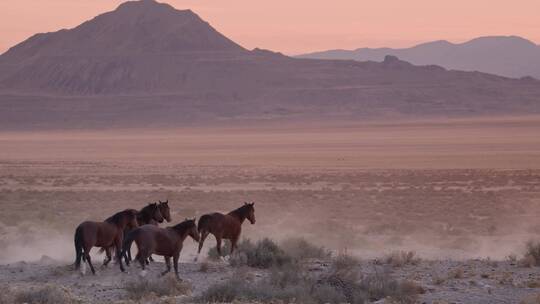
xmin=1 ymin=0 xmax=539 ymax=55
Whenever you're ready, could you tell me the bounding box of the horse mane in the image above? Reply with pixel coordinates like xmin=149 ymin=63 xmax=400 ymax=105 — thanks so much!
xmin=138 ymin=203 xmax=157 ymax=222
xmin=228 ymin=204 xmax=252 ymax=220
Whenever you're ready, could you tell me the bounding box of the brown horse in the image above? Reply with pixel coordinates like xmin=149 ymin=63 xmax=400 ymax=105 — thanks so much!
xmin=124 ymin=202 xmax=168 ymax=263
xmin=100 ymin=202 xmax=164 ymax=262
xmin=195 ymin=202 xmax=255 ymax=261
xmin=122 ymin=219 xmax=199 ymax=279
xmin=74 ymin=209 xmax=138 ymax=275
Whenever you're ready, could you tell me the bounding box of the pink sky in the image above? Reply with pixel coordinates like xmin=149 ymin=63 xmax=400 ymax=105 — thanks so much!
xmin=1 ymin=0 xmax=539 ymax=55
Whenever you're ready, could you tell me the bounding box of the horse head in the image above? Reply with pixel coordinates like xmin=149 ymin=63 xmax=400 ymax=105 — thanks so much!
xmin=158 ymin=200 xmax=171 ymax=222
xmin=149 ymin=202 xmax=164 ymax=223
xmin=244 ymin=202 xmax=256 ymax=224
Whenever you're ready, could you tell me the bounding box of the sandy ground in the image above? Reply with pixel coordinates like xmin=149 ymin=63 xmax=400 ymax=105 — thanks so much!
xmin=2 ymin=116 xmax=540 ymax=303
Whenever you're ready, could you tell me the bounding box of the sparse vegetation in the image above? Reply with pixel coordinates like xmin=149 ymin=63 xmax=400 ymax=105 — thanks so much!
xmin=384 ymin=250 xmax=421 ymax=267
xmin=124 ymin=274 xmax=191 ymax=301
xmin=521 ymin=241 xmax=540 ymax=267
xmin=198 ymin=252 xmax=422 ymax=304
xmin=280 ymin=237 xmax=330 ymax=260
xmin=209 ymin=238 xmax=294 ymax=269
xmin=13 ymin=285 xmax=80 ymax=304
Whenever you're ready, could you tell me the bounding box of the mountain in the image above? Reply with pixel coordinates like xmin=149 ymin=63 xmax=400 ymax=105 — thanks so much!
xmin=298 ymin=36 xmax=540 ymax=79
xmin=0 ymin=1 xmax=539 ymax=129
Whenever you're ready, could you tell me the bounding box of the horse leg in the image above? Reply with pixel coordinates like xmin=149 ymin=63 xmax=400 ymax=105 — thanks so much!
xmin=215 ymin=235 xmax=224 ymax=260
xmin=230 ymin=237 xmax=239 ymax=256
xmin=148 ymin=255 xmax=154 ymax=263
xmin=103 ymin=247 xmax=112 ymax=267
xmin=195 ymin=231 xmax=209 ymax=262
xmin=173 ymin=253 xmax=180 ymax=280
xmin=114 ymin=237 xmax=125 ymax=272
xmin=84 ymin=248 xmax=96 ymax=275
xmin=161 ymin=256 xmax=171 ymax=276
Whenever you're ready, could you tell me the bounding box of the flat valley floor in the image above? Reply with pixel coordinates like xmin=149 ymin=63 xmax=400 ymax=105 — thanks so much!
xmin=1 ymin=116 xmax=540 ymax=303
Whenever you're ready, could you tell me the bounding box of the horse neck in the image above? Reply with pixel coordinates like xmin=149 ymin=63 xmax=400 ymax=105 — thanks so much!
xmin=138 ymin=207 xmax=152 ymax=223
xmin=228 ymin=208 xmax=247 ymax=224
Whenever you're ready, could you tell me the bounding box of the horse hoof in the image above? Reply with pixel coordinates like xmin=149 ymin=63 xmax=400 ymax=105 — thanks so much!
xmin=139 ymin=270 xmax=148 ymax=277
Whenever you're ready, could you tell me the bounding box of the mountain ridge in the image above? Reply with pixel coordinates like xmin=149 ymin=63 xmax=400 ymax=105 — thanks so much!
xmin=0 ymin=1 xmax=539 ymax=129
xmin=298 ymin=36 xmax=540 ymax=79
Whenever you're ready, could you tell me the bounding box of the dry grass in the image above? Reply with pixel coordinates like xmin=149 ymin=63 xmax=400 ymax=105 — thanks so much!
xmin=280 ymin=237 xmax=330 ymax=260
xmin=521 ymin=294 xmax=540 ymax=304
xmin=384 ymin=250 xmax=421 ymax=267
xmin=520 ymin=241 xmax=540 ymax=267
xmin=124 ymin=274 xmax=192 ymax=301
xmin=199 ymin=250 xmax=422 ymax=304
xmin=12 ymin=285 xmax=80 ymax=304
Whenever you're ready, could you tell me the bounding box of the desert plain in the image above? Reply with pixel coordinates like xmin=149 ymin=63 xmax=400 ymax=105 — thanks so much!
xmin=1 ymin=116 xmax=540 ymax=303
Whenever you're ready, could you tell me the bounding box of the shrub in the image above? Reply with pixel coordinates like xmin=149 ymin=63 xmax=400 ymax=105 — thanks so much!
xmin=385 ymin=250 xmax=421 ymax=267
xmin=14 ymin=285 xmax=80 ymax=304
xmin=332 ymin=252 xmax=360 ymax=272
xmin=521 ymin=241 xmax=540 ymax=267
xmin=520 ymin=294 xmax=540 ymax=304
xmin=228 ymin=238 xmax=292 ymax=269
xmin=280 ymin=238 xmax=330 ymax=260
xmin=124 ymin=274 xmax=191 ymax=300
xmin=199 ymin=258 xmax=423 ymax=304
xmin=0 ymin=286 xmax=15 ymax=304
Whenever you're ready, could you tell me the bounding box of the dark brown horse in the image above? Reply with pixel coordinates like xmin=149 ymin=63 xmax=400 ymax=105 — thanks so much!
xmin=124 ymin=202 xmax=168 ymax=263
xmin=122 ymin=219 xmax=199 ymax=279
xmin=195 ymin=202 xmax=255 ymax=261
xmin=74 ymin=209 xmax=138 ymax=275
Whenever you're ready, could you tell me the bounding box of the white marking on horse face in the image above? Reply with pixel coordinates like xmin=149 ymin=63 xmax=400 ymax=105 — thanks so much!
xmin=140 ymin=270 xmax=148 ymax=277
xmin=80 ymin=262 xmax=87 ymax=275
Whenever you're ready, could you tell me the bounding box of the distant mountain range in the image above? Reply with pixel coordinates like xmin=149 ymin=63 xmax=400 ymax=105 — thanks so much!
xmin=0 ymin=0 xmax=539 ymax=129
xmin=298 ymin=36 xmax=540 ymax=79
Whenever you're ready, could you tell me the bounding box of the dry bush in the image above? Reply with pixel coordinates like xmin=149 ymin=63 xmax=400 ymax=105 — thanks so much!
xmin=0 ymin=286 xmax=15 ymax=304
xmin=13 ymin=285 xmax=80 ymax=304
xmin=124 ymin=274 xmax=191 ymax=301
xmin=332 ymin=252 xmax=360 ymax=272
xmin=357 ymin=271 xmax=422 ymax=304
xmin=280 ymin=237 xmax=330 ymax=260
xmin=228 ymin=238 xmax=293 ymax=269
xmin=447 ymin=268 xmax=464 ymax=279
xmin=521 ymin=294 xmax=540 ymax=304
xmin=384 ymin=250 xmax=421 ymax=267
xmin=198 ymin=258 xmax=423 ymax=304
xmin=520 ymin=241 xmax=540 ymax=267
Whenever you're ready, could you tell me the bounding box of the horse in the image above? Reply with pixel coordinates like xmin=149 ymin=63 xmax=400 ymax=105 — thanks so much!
xmin=195 ymin=202 xmax=255 ymax=261
xmin=122 ymin=219 xmax=199 ymax=279
xmin=74 ymin=209 xmax=138 ymax=275
xmin=123 ymin=202 xmax=168 ymax=263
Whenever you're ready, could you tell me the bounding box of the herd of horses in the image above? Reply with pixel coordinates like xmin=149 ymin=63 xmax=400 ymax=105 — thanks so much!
xmin=73 ymin=200 xmax=256 ymax=279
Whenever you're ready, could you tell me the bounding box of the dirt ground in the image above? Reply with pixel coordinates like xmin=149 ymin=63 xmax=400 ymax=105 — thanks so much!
xmin=1 ymin=116 xmax=540 ymax=303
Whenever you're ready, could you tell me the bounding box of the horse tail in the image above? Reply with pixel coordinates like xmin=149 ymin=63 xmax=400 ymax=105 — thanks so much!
xmin=74 ymin=225 xmax=84 ymax=269
xmin=197 ymin=214 xmax=212 ymax=235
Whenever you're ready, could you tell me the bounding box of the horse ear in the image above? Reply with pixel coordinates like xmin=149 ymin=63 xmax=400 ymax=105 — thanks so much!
xmin=244 ymin=202 xmax=248 ymax=205
xmin=251 ymin=202 xmax=255 ymax=206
